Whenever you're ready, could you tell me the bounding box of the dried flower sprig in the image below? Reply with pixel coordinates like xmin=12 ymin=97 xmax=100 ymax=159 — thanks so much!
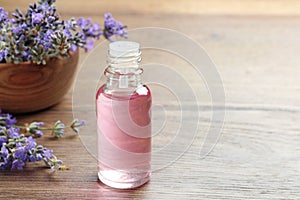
xmin=0 ymin=0 xmax=127 ymax=64
xmin=0 ymin=110 xmax=84 ymax=171
xmin=16 ymin=119 xmax=85 ymax=138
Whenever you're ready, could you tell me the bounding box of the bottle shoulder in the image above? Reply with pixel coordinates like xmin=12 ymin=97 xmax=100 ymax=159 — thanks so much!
xmin=96 ymin=84 xmax=151 ymax=100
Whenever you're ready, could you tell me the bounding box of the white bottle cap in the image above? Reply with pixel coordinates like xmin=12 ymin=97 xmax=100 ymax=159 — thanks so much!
xmin=109 ymin=41 xmax=140 ymax=58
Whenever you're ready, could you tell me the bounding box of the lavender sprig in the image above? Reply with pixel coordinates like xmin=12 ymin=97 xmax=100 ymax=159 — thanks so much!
xmin=0 ymin=1 xmax=127 ymax=64
xmin=103 ymin=13 xmax=127 ymax=40
xmin=0 ymin=110 xmax=84 ymax=171
xmin=18 ymin=119 xmax=85 ymax=138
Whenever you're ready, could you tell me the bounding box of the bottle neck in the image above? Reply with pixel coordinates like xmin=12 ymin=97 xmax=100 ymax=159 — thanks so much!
xmin=104 ymin=48 xmax=143 ymax=94
xmin=104 ymin=66 xmax=143 ymax=90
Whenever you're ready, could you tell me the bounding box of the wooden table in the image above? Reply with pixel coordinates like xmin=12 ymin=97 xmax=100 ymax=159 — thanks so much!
xmin=1 ymin=0 xmax=300 ymax=199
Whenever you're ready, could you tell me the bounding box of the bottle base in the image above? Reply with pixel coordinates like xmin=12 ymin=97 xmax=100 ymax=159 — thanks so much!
xmin=98 ymin=170 xmax=150 ymax=189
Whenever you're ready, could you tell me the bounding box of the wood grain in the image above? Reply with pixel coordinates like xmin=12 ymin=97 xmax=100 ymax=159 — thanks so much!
xmin=0 ymin=0 xmax=300 ymax=199
xmin=0 ymin=50 xmax=79 ymax=113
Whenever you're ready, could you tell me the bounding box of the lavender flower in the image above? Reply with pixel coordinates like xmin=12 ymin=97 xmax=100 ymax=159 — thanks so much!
xmin=52 ymin=120 xmax=65 ymax=138
xmin=77 ymin=17 xmax=91 ymax=29
xmin=5 ymin=114 xmax=17 ymax=125
xmin=76 ymin=17 xmax=102 ymax=51
xmin=70 ymin=119 xmax=85 ymax=133
xmin=27 ymin=122 xmax=44 ymax=137
xmin=40 ymin=0 xmax=56 ymax=6
xmin=14 ymin=146 xmax=28 ymax=161
xmin=26 ymin=136 xmax=37 ymax=150
xmin=31 ymin=12 xmax=43 ymax=24
xmin=0 ymin=49 xmax=7 ymax=63
xmin=12 ymin=25 xmax=22 ymax=35
xmin=0 ymin=135 xmax=7 ymax=147
xmin=0 ymin=144 xmax=9 ymax=170
xmin=0 ymin=110 xmax=84 ymax=171
xmin=77 ymin=18 xmax=102 ymax=38
xmin=103 ymin=13 xmax=127 ymax=40
xmin=12 ymin=159 xmax=25 ymax=170
xmin=70 ymin=44 xmax=77 ymax=52
xmin=0 ymin=8 xmax=9 ymax=26
xmin=84 ymin=38 xmax=95 ymax=51
xmin=0 ymin=110 xmax=17 ymax=126
xmin=6 ymin=127 xmax=20 ymax=139
xmin=0 ymin=1 xmax=127 ymax=64
xmin=42 ymin=148 xmax=53 ymax=159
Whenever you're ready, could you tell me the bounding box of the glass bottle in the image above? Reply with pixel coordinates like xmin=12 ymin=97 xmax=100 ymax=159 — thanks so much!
xmin=96 ymin=41 xmax=151 ymax=189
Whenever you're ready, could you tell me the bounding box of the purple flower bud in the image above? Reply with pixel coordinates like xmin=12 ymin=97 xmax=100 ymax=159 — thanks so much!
xmin=0 ymin=145 xmax=10 ymax=169
xmin=12 ymin=25 xmax=22 ymax=35
xmin=0 ymin=144 xmax=9 ymax=170
xmin=0 ymin=8 xmax=9 ymax=25
xmin=47 ymin=16 xmax=55 ymax=22
xmin=103 ymin=13 xmax=127 ymax=40
xmin=27 ymin=122 xmax=44 ymax=137
xmin=84 ymin=38 xmax=94 ymax=52
xmin=63 ymin=29 xmax=72 ymax=39
xmin=29 ymin=155 xmax=35 ymax=162
xmin=0 ymin=51 xmax=6 ymax=62
xmin=87 ymin=23 xmax=101 ymax=37
xmin=22 ymin=50 xmax=30 ymax=60
xmin=104 ymin=13 xmax=112 ymax=20
xmin=35 ymin=153 xmax=42 ymax=161
xmin=0 ymin=49 xmax=8 ymax=63
xmin=0 ymin=144 xmax=8 ymax=157
xmin=6 ymin=128 xmax=20 ymax=139
xmin=38 ymin=2 xmax=51 ymax=11
xmin=43 ymin=149 xmax=53 ymax=159
xmin=77 ymin=17 xmax=91 ymax=28
xmin=0 ymin=136 xmax=7 ymax=147
xmin=12 ymin=159 xmax=25 ymax=170
xmin=26 ymin=136 xmax=36 ymax=150
xmin=31 ymin=12 xmax=43 ymax=24
xmin=5 ymin=114 xmax=16 ymax=125
xmin=15 ymin=142 xmax=23 ymax=148
xmin=70 ymin=44 xmax=77 ymax=52
xmin=14 ymin=146 xmax=27 ymax=161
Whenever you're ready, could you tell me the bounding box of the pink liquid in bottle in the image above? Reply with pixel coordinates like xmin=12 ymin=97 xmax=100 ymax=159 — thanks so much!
xmin=96 ymin=84 xmax=151 ymax=189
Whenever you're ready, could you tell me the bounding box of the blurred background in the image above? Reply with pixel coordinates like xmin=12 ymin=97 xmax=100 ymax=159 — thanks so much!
xmin=2 ymin=0 xmax=300 ymax=107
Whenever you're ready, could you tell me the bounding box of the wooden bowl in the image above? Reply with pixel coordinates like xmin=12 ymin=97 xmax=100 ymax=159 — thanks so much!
xmin=0 ymin=50 xmax=79 ymax=114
